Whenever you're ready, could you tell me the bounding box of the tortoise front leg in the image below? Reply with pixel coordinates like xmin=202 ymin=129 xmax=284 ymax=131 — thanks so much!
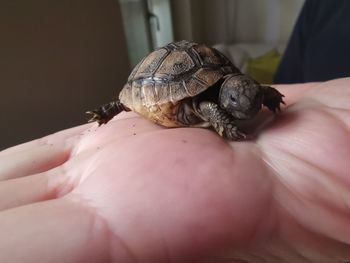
xmin=261 ymin=85 xmax=285 ymax=112
xmin=198 ymin=101 xmax=246 ymax=140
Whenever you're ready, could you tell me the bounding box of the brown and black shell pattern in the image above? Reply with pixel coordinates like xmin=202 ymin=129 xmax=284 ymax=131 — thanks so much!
xmin=119 ymin=40 xmax=240 ymax=127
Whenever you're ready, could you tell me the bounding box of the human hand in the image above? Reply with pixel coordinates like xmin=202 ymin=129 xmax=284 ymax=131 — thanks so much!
xmin=0 ymin=78 xmax=349 ymax=263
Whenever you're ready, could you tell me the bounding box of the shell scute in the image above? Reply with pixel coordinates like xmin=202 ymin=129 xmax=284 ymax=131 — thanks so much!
xmin=193 ymin=68 xmax=223 ymax=87
xmin=194 ymin=45 xmax=223 ymax=66
xmin=184 ymin=78 xmax=207 ymax=97
xmin=169 ymin=81 xmax=187 ymax=103
xmin=134 ymin=48 xmax=168 ymax=79
xmin=155 ymin=50 xmax=195 ymax=77
xmin=154 ymin=81 xmax=171 ymax=104
xmin=130 ymin=81 xmax=142 ymax=111
xmin=141 ymin=82 xmax=157 ymax=107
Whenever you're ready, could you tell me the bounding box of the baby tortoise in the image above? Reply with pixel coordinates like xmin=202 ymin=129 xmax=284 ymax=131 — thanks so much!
xmin=87 ymin=40 xmax=285 ymax=140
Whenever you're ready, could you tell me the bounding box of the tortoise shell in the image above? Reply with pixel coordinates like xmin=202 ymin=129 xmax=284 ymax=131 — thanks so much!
xmin=119 ymin=40 xmax=240 ymax=127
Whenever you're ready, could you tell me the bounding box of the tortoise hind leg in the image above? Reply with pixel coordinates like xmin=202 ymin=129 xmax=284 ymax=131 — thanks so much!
xmin=86 ymin=100 xmax=130 ymax=125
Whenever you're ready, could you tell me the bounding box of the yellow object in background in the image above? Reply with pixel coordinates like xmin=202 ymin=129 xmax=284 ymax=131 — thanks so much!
xmin=247 ymin=49 xmax=281 ymax=84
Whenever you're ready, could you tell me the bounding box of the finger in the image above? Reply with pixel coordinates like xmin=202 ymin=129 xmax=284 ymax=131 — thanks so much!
xmin=0 ymin=148 xmax=96 ymax=211
xmin=0 ymin=198 xmax=109 ymax=263
xmin=0 ymin=166 xmax=72 ymax=211
xmin=0 ymin=124 xmax=90 ymax=180
xmin=0 ymin=143 xmax=70 ymax=180
xmin=0 ymin=123 xmax=90 ymax=156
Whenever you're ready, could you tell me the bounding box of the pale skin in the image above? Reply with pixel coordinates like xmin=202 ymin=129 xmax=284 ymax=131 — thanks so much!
xmin=0 ymin=78 xmax=350 ymax=263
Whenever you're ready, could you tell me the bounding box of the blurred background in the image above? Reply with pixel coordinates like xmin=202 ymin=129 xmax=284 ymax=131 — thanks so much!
xmin=0 ymin=0 xmax=304 ymax=149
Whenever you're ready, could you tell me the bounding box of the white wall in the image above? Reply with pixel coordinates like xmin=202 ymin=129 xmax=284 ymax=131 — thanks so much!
xmin=172 ymin=0 xmax=305 ymax=45
xmin=148 ymin=0 xmax=174 ymax=48
xmin=235 ymin=0 xmax=304 ymax=44
xmin=120 ymin=0 xmax=174 ymax=66
xmin=120 ymin=0 xmax=153 ymax=66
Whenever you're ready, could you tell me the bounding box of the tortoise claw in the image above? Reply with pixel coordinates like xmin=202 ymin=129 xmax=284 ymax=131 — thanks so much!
xmin=86 ymin=110 xmax=100 ymax=123
xmin=85 ymin=101 xmax=125 ymax=126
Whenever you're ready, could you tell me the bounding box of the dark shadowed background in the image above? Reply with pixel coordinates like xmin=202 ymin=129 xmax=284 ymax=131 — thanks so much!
xmin=0 ymin=0 xmax=130 ymax=149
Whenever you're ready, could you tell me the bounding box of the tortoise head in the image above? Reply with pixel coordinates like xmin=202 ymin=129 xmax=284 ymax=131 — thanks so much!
xmin=219 ymin=74 xmax=263 ymax=119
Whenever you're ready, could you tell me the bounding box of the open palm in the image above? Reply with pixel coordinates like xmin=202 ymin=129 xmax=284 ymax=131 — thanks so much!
xmin=0 ymin=78 xmax=349 ymax=263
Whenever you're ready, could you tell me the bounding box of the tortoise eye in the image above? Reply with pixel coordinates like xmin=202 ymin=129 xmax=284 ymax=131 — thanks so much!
xmin=230 ymin=95 xmax=238 ymax=105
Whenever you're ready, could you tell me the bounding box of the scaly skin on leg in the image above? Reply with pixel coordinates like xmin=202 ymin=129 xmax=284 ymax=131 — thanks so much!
xmin=86 ymin=100 xmax=130 ymax=126
xmin=261 ymin=86 xmax=285 ymax=112
xmin=198 ymin=101 xmax=246 ymax=140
